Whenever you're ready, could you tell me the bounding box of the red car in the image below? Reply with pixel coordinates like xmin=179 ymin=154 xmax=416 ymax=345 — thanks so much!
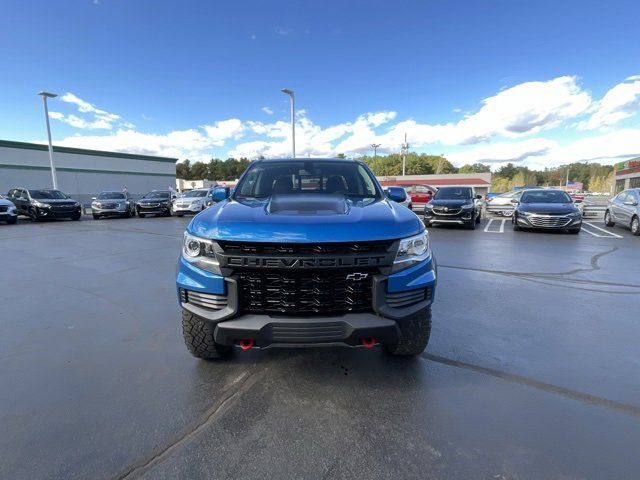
xmin=405 ymin=184 xmax=437 ymax=211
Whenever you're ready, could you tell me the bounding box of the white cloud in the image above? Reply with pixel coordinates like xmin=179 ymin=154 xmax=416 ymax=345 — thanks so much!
xmin=261 ymin=106 xmax=274 ymax=115
xmin=51 ymin=92 xmax=122 ymax=130
xmin=447 ymin=139 xmax=557 ymax=165
xmin=578 ymin=76 xmax=640 ymax=130
xmin=201 ymin=119 xmax=245 ymax=145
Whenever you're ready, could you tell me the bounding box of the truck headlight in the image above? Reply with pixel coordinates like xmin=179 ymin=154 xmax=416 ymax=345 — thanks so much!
xmin=393 ymin=231 xmax=430 ymax=272
xmin=182 ymin=232 xmax=221 ymax=274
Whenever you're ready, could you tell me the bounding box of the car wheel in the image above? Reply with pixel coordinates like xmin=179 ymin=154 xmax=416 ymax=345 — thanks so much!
xmin=466 ymin=219 xmax=476 ymax=230
xmin=7 ymin=216 xmax=17 ymax=224
xmin=631 ymin=216 xmax=640 ymax=236
xmin=176 ymin=213 xmax=184 ymax=217
xmin=125 ymin=209 xmax=132 ymax=218
xmin=28 ymin=208 xmax=39 ymax=222
xmin=475 ymin=211 xmax=481 ymax=224
xmin=604 ymin=210 xmax=615 ymax=227
xmin=385 ymin=307 xmax=431 ymax=356
xmin=182 ymin=310 xmax=232 ymax=359
xmin=513 ymin=220 xmax=521 ymax=231
xmin=424 ymin=220 xmax=432 ymax=228
xmin=139 ymin=213 xmax=146 ymax=218
xmin=93 ymin=214 xmax=100 ymax=220
xmin=72 ymin=212 xmax=81 ymax=221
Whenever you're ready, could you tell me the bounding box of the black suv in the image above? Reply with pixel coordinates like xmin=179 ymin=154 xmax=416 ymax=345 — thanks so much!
xmin=136 ymin=190 xmax=175 ymax=217
xmin=6 ymin=188 xmax=82 ymax=221
xmin=424 ymin=186 xmax=482 ymax=229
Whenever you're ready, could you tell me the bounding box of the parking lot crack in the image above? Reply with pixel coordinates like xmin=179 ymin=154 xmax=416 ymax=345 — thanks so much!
xmin=113 ymin=361 xmax=270 ymax=480
xmin=423 ymin=354 xmax=640 ymax=418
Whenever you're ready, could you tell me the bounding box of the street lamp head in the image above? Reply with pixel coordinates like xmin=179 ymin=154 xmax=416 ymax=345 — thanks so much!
xmin=38 ymin=91 xmax=58 ymax=99
xmin=281 ymin=88 xmax=294 ymax=96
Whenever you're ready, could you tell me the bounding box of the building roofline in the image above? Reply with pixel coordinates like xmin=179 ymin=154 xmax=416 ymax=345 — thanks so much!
xmin=0 ymin=139 xmax=178 ymax=163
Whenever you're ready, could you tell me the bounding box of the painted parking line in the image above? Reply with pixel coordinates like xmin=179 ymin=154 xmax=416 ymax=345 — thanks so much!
xmin=582 ymin=222 xmax=624 ymax=238
xmin=483 ymin=218 xmax=506 ymax=233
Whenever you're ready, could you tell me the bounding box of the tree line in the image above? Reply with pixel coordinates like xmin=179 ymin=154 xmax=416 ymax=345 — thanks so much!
xmin=176 ymin=154 xmax=614 ymax=192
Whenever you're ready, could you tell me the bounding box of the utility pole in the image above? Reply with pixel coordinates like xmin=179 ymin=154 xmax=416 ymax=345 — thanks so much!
xmin=280 ymin=88 xmax=295 ymax=158
xmin=401 ymin=133 xmax=409 ymax=176
xmin=38 ymin=91 xmax=58 ymax=189
xmin=565 ymin=166 xmax=570 ymax=190
xmin=370 ymin=143 xmax=381 ymax=158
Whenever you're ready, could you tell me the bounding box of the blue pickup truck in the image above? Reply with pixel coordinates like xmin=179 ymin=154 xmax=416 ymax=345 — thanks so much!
xmin=176 ymin=158 xmax=437 ymax=359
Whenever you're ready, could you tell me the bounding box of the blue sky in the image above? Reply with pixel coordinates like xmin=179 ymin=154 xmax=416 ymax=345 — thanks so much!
xmin=1 ymin=0 xmax=639 ymax=168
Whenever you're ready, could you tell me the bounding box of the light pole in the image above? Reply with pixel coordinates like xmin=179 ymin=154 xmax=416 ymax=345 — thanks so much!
xmin=370 ymin=143 xmax=381 ymax=158
xmin=281 ymin=88 xmax=295 ymax=158
xmin=401 ymin=133 xmax=409 ymax=176
xmin=38 ymin=91 xmax=58 ymax=189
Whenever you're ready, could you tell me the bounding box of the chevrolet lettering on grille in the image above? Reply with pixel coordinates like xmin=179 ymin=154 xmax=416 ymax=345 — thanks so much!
xmin=224 ymin=255 xmax=386 ymax=268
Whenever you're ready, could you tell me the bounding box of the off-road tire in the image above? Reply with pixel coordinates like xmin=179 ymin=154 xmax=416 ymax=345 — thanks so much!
xmin=604 ymin=210 xmax=615 ymax=227
xmin=385 ymin=308 xmax=432 ymax=356
xmin=631 ymin=216 xmax=640 ymax=236
xmin=182 ymin=310 xmax=232 ymax=359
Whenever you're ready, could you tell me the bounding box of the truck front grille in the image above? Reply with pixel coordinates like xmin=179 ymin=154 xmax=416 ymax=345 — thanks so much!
xmin=235 ymin=270 xmax=374 ymax=315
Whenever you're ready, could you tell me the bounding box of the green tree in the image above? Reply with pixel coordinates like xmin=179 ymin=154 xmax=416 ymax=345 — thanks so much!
xmin=459 ymin=163 xmax=491 ymax=173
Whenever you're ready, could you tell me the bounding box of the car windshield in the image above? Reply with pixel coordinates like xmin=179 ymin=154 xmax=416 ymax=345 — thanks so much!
xmin=234 ymin=160 xmax=381 ymax=200
xmin=434 ymin=187 xmax=472 ymax=200
xmin=29 ymin=189 xmax=68 ymax=199
xmin=521 ymin=190 xmax=572 ymax=204
xmin=142 ymin=191 xmax=171 ymax=199
xmin=182 ymin=190 xmax=208 ymax=198
xmin=97 ymin=192 xmax=126 ymax=200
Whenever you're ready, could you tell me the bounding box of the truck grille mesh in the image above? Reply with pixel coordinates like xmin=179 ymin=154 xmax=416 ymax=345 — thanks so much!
xmin=235 ymin=270 xmax=374 ymax=315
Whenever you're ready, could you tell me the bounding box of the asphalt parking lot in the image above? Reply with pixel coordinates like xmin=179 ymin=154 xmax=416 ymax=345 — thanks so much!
xmin=1 ymin=214 xmax=639 ymax=480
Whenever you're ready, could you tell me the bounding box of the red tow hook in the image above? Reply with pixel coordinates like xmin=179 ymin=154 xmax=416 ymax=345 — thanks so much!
xmin=360 ymin=337 xmax=376 ymax=349
xmin=239 ymin=339 xmax=255 ymax=350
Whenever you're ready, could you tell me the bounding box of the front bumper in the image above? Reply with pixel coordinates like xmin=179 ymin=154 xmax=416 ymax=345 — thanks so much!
xmin=34 ymin=206 xmax=81 ymax=218
xmin=176 ymin=254 xmax=437 ymax=348
xmin=0 ymin=211 xmax=18 ymax=221
xmin=137 ymin=203 xmax=171 ymax=214
xmin=173 ymin=203 xmax=203 ymax=213
xmin=92 ymin=206 xmax=128 ymax=215
xmin=424 ymin=209 xmax=474 ymax=225
xmin=515 ymin=214 xmax=582 ymax=229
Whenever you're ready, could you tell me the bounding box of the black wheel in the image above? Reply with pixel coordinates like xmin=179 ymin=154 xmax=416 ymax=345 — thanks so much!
xmin=7 ymin=216 xmax=17 ymax=224
xmin=466 ymin=220 xmax=476 ymax=230
xmin=385 ymin=307 xmax=431 ymax=356
xmin=513 ymin=222 xmax=521 ymax=231
xmin=182 ymin=310 xmax=232 ymax=359
xmin=28 ymin=208 xmax=39 ymax=222
xmin=631 ymin=216 xmax=640 ymax=236
xmin=475 ymin=211 xmax=481 ymax=224
xmin=424 ymin=220 xmax=432 ymax=228
xmin=139 ymin=213 xmax=146 ymax=218
xmin=93 ymin=214 xmax=100 ymax=220
xmin=72 ymin=212 xmax=81 ymax=221
xmin=125 ymin=208 xmax=132 ymax=218
xmin=176 ymin=213 xmax=184 ymax=217
xmin=604 ymin=210 xmax=615 ymax=227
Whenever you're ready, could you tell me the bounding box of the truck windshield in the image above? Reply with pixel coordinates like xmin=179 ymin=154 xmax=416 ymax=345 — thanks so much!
xmin=235 ymin=160 xmax=381 ymax=199
xmin=434 ymin=187 xmax=472 ymax=200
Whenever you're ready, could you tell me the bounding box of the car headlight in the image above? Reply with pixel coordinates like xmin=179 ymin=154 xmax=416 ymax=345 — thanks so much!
xmin=393 ymin=231 xmax=430 ymax=272
xmin=461 ymin=203 xmax=474 ymax=209
xmin=569 ymin=211 xmax=582 ymax=218
xmin=32 ymin=200 xmax=51 ymax=208
xmin=182 ymin=232 xmax=221 ymax=274
xmin=519 ymin=210 xmax=531 ymax=216
xmin=8 ymin=205 xmax=16 ymax=212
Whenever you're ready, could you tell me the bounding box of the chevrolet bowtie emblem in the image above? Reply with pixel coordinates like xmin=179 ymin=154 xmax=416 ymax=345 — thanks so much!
xmin=346 ymin=273 xmax=369 ymax=281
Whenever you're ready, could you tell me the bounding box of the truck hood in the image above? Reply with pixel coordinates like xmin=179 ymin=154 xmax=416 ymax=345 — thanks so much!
xmin=188 ymin=195 xmax=423 ymax=242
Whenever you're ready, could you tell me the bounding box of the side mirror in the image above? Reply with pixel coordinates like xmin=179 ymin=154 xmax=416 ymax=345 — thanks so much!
xmin=510 ymin=198 xmax=519 ymax=204
xmin=386 ymin=186 xmax=407 ymax=203
xmin=212 ymin=186 xmax=230 ymax=202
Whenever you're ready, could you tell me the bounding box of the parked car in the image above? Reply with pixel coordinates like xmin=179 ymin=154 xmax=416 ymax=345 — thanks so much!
xmin=6 ymin=188 xmax=82 ymax=221
xmin=136 ymin=190 xmax=175 ymax=218
xmin=176 ymin=158 xmax=436 ymax=359
xmin=604 ymin=188 xmax=640 ymax=236
xmin=512 ymin=189 xmax=582 ymax=233
xmin=424 ymin=186 xmax=482 ymax=229
xmin=91 ymin=191 xmax=136 ymax=219
xmin=405 ymin=184 xmax=436 ymax=211
xmin=382 ymin=186 xmax=412 ymax=210
xmin=172 ymin=188 xmax=214 ymax=216
xmin=485 ymin=190 xmax=524 ymax=215
xmin=0 ymin=194 xmax=18 ymax=224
